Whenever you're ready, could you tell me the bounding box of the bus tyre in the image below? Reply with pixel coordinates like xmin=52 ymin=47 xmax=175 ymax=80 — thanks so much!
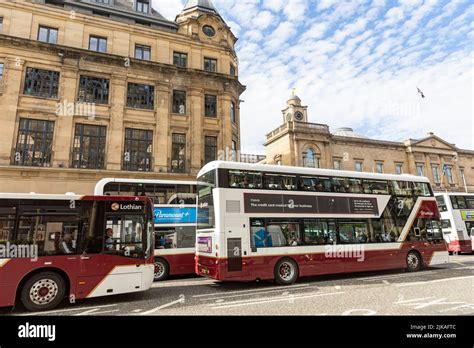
xmin=20 ymin=272 xmax=66 ymax=312
xmin=274 ymin=258 xmax=299 ymax=285
xmin=154 ymin=258 xmax=169 ymax=281
xmin=406 ymin=251 xmax=422 ymax=272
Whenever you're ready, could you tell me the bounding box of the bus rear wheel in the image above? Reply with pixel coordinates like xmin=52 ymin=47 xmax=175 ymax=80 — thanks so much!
xmin=274 ymin=258 xmax=299 ymax=285
xmin=154 ymin=258 xmax=169 ymax=281
xmin=20 ymin=272 xmax=66 ymax=312
xmin=406 ymin=251 xmax=422 ymax=272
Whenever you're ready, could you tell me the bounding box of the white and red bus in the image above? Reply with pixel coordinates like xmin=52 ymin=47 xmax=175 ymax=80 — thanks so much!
xmin=435 ymin=192 xmax=474 ymax=254
xmin=0 ymin=193 xmax=155 ymax=311
xmin=196 ymin=162 xmax=449 ymax=285
xmin=95 ymin=178 xmax=196 ymax=281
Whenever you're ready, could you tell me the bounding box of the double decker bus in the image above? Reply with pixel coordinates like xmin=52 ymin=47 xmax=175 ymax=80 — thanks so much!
xmin=196 ymin=162 xmax=449 ymax=285
xmin=435 ymin=193 xmax=474 ymax=254
xmin=0 ymin=193 xmax=155 ymax=311
xmin=95 ymin=178 xmax=196 ymax=281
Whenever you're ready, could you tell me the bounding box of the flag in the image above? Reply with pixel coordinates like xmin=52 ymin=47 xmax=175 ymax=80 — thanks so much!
xmin=442 ymin=164 xmax=447 ymax=177
xmin=417 ymin=87 xmax=425 ymax=98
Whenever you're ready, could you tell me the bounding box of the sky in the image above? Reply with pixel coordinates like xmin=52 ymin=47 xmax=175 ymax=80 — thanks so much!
xmin=152 ymin=0 xmax=474 ymax=154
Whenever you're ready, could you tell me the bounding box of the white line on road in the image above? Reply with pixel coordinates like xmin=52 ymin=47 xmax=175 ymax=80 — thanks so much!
xmin=395 ymin=275 xmax=474 ymax=287
xmin=359 ymin=270 xmax=438 ymax=281
xmin=199 ymin=285 xmax=319 ymax=301
xmin=211 ymin=291 xmax=344 ymax=310
xmin=193 ymin=283 xmax=310 ymax=298
xmin=75 ymin=308 xmax=100 ymax=316
xmin=151 ymin=279 xmax=216 ymax=288
xmin=18 ymin=304 xmax=118 ymax=316
xmin=140 ymin=296 xmax=185 ymax=315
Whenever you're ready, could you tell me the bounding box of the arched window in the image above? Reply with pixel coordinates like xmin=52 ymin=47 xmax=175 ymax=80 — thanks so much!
xmin=303 ymin=148 xmax=320 ymax=168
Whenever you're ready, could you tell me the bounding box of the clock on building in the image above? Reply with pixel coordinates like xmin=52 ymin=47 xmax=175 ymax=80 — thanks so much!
xmin=294 ymin=111 xmax=304 ymax=121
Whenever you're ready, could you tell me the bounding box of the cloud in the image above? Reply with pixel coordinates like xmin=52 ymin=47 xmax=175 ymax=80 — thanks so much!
xmin=151 ymin=0 xmax=473 ymax=153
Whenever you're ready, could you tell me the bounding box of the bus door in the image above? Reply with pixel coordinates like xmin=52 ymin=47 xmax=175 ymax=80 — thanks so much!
xmin=224 ymin=217 xmax=249 ymax=278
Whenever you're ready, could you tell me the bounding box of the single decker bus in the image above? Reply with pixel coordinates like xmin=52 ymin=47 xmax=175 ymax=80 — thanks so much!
xmin=0 ymin=193 xmax=155 ymax=311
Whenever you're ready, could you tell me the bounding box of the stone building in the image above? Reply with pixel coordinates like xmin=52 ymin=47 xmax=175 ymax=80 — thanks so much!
xmin=0 ymin=0 xmax=245 ymax=194
xmin=264 ymin=92 xmax=474 ymax=193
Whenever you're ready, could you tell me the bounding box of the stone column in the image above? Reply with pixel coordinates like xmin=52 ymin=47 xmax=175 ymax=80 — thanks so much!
xmin=154 ymin=82 xmax=171 ymax=172
xmin=106 ymin=75 xmax=126 ymax=170
xmin=52 ymin=65 xmax=78 ymax=167
xmin=0 ymin=57 xmax=25 ymax=164
xmin=189 ymin=87 xmax=203 ymax=173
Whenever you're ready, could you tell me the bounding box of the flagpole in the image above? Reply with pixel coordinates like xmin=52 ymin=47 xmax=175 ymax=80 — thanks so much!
xmin=462 ymin=171 xmax=468 ymax=193
xmin=417 ymin=87 xmax=425 ymax=136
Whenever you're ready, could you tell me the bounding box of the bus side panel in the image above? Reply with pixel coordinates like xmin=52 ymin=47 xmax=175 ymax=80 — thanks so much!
xmin=0 ymin=257 xmax=77 ymax=307
xmin=159 ymin=252 xmax=195 ymax=276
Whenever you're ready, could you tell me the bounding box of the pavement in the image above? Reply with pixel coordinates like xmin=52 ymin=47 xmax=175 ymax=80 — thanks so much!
xmin=4 ymin=254 xmax=474 ymax=316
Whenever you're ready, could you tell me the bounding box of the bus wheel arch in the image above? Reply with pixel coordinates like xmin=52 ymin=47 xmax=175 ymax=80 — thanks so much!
xmin=406 ymin=250 xmax=423 ymax=272
xmin=274 ymin=257 xmax=299 ymax=285
xmin=17 ymin=268 xmax=70 ymax=312
xmin=154 ymin=257 xmax=170 ymax=281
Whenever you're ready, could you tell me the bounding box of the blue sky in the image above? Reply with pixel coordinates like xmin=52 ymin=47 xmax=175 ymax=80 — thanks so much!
xmin=153 ymin=0 xmax=473 ymax=154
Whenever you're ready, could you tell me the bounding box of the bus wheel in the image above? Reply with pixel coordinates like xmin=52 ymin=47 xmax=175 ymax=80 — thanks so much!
xmin=406 ymin=251 xmax=422 ymax=272
xmin=274 ymin=258 xmax=299 ymax=285
xmin=154 ymin=258 xmax=169 ymax=281
xmin=20 ymin=272 xmax=66 ymax=312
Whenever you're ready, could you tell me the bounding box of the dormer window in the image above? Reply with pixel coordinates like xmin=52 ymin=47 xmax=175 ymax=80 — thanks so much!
xmin=136 ymin=0 xmax=149 ymax=14
xmin=95 ymin=0 xmax=110 ymax=4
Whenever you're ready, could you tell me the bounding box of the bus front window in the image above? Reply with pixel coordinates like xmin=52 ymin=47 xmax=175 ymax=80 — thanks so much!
xmin=105 ymin=215 xmax=146 ymax=258
xmin=197 ymin=170 xmax=216 ymax=231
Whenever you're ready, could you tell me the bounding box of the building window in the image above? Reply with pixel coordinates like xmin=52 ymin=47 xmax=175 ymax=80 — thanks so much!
xmin=446 ymin=166 xmax=454 ymax=184
xmin=204 ymin=136 xmax=218 ymax=165
xmin=172 ymin=90 xmax=186 ymax=114
xmin=432 ymin=165 xmax=440 ymax=183
xmin=123 ymin=128 xmax=153 ymax=172
xmin=230 ymin=64 xmax=236 ymax=76
xmin=304 ymin=149 xmax=320 ymax=168
xmin=78 ymin=75 xmax=109 ymax=104
xmin=89 ymin=35 xmax=107 ymax=53
xmin=0 ymin=63 xmax=3 ymax=82
xmin=205 ymin=95 xmax=217 ymax=117
xmin=13 ymin=118 xmax=54 ymax=167
xmin=72 ymin=124 xmax=106 ymax=169
xmin=38 ymin=26 xmax=58 ymax=44
xmin=23 ymin=68 xmax=60 ymax=99
xmin=127 ymin=83 xmax=154 ymax=109
xmin=395 ymin=163 xmax=403 ymax=175
xmin=171 ymin=133 xmax=186 ymax=173
xmin=416 ymin=163 xmax=424 ymax=176
xmin=230 ymin=101 xmax=236 ymax=123
xmin=135 ymin=44 xmax=151 ymax=60
xmin=0 ymin=17 xmax=3 ymax=32
xmin=232 ymin=140 xmax=237 ymax=162
xmin=204 ymin=58 xmax=217 ymax=72
xmin=355 ymin=161 xmax=363 ymax=172
xmin=95 ymin=0 xmax=110 ymax=4
xmin=173 ymin=52 xmax=187 ymax=68
xmin=376 ymin=162 xmax=384 ymax=173
xmin=333 ymin=159 xmax=342 ymax=170
xmin=136 ymin=0 xmax=149 ymax=13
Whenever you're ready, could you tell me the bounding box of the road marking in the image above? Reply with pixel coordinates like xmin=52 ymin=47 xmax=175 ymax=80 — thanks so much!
xmin=151 ymin=279 xmax=216 ymax=288
xmin=140 ymin=295 xmax=185 ymax=315
xmin=395 ymin=275 xmax=474 ymax=287
xmin=194 ymin=283 xmax=310 ymax=298
xmin=359 ymin=270 xmax=438 ymax=281
xmin=382 ymin=280 xmax=390 ymax=285
xmin=210 ymin=291 xmax=344 ymax=310
xmin=76 ymin=308 xmax=120 ymax=315
xmin=335 ymin=286 xmax=342 ymax=290
xmin=131 ymin=309 xmax=142 ymax=313
xmin=18 ymin=304 xmax=118 ymax=316
xmin=395 ymin=297 xmax=436 ymax=304
xmin=199 ymin=284 xmax=318 ymax=301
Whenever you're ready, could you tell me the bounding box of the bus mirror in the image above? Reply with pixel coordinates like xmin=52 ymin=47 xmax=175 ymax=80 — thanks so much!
xmin=414 ymin=227 xmax=421 ymax=237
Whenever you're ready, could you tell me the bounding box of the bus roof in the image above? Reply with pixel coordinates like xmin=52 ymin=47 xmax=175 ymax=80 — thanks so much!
xmin=435 ymin=192 xmax=474 ymax=196
xmin=94 ymin=178 xmax=196 ymax=195
xmin=198 ymin=161 xmax=430 ymax=183
xmin=0 ymin=193 xmax=152 ymax=202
